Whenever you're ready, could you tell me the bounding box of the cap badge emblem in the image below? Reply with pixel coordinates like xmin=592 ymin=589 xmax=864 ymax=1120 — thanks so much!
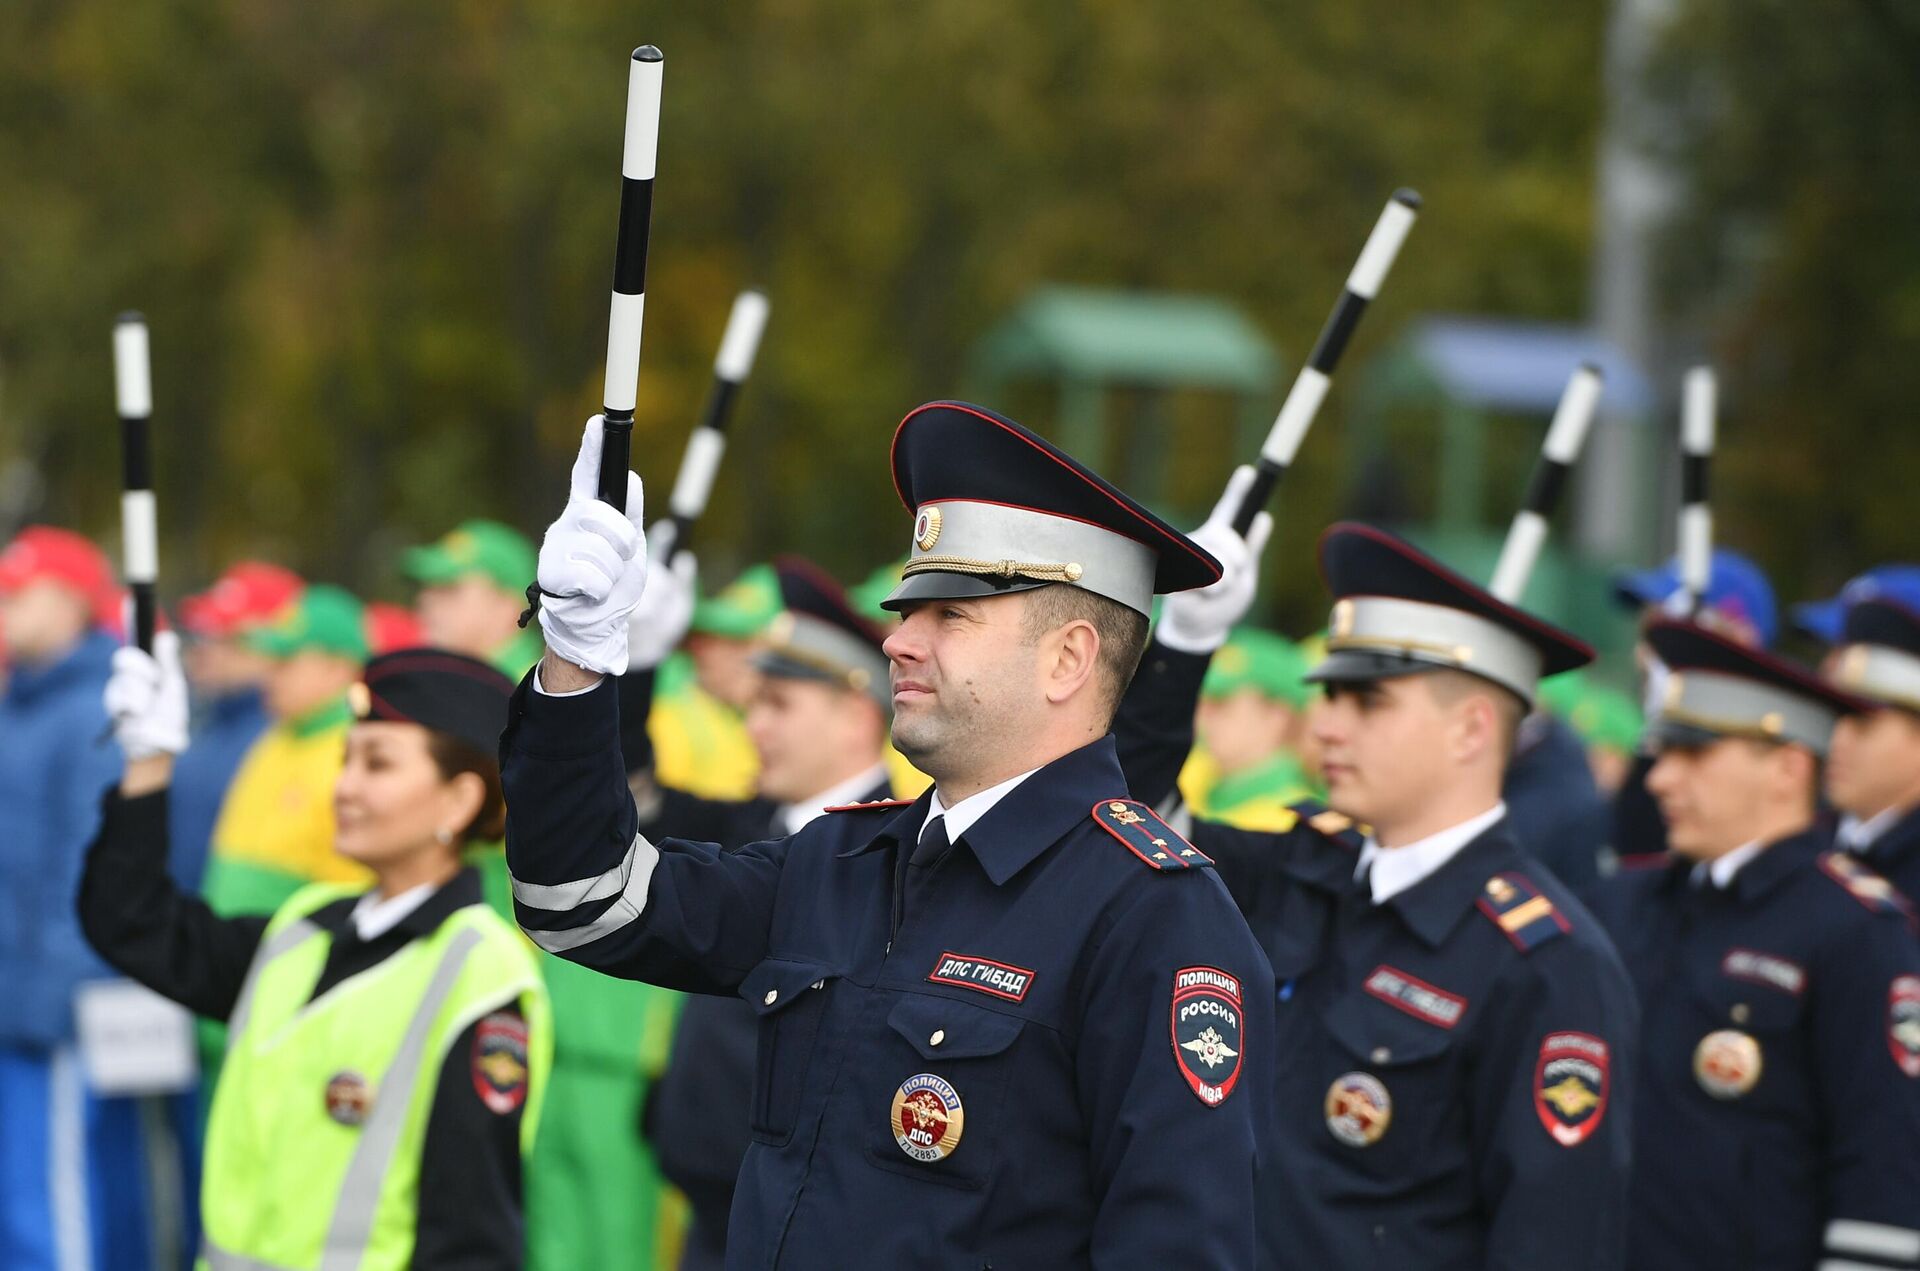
xmin=915 ymin=506 xmax=943 ymax=552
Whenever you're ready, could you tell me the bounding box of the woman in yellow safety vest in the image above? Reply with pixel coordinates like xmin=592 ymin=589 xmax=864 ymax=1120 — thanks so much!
xmin=80 ymin=639 xmax=550 ymax=1271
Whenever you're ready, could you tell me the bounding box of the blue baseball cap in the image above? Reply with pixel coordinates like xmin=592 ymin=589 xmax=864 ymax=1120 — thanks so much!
xmin=1613 ymin=549 xmax=1778 ymax=648
xmin=1790 ymin=564 xmax=1920 ymax=646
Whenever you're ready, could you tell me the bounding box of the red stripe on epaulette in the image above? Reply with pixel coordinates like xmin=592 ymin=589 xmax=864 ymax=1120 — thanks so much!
xmin=823 ymin=799 xmax=914 ymax=813
xmin=1091 ymin=799 xmax=1213 ymax=871
xmin=1818 ymin=852 xmax=1918 ymax=930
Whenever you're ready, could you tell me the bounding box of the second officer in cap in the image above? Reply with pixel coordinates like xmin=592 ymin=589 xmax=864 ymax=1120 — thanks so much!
xmin=81 ymin=641 xmax=550 ymax=1269
xmin=1587 ymin=620 xmax=1920 ymax=1271
xmin=1117 ymin=514 xmax=1638 ymax=1269
xmin=1822 ymin=591 xmax=1920 ymax=899
xmin=504 ymin=403 xmax=1272 ymax=1269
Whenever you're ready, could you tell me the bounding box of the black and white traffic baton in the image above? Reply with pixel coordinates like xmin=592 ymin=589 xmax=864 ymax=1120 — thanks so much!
xmin=114 ymin=312 xmax=157 ymax=652
xmin=1488 ymin=362 xmax=1604 ymax=604
xmin=595 ymin=46 xmax=665 ymax=513
xmin=1230 ymin=189 xmax=1422 ymax=534
xmin=652 ymin=287 xmax=769 ymax=561
xmin=1678 ymin=366 xmax=1715 ymax=616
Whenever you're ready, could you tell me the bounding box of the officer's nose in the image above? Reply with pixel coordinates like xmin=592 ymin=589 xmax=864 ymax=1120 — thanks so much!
xmin=883 ymin=608 xmax=929 ymax=666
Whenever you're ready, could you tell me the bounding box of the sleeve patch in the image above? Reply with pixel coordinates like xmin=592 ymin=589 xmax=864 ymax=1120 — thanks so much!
xmin=1890 ymin=976 xmax=1920 ymax=1078
xmin=1534 ymin=1031 xmax=1611 ymax=1147
xmin=472 ymin=1012 xmax=530 ymax=1115
xmin=1818 ymin=852 xmax=1918 ymax=928
xmin=824 ymin=798 xmax=915 ymax=813
xmin=1475 ymin=872 xmax=1571 ymax=953
xmin=1172 ymin=967 xmax=1244 ymax=1106
xmin=1092 ymin=799 xmax=1213 ymax=871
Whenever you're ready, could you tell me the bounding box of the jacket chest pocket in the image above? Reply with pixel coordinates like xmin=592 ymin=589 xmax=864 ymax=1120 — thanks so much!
xmin=864 ymin=994 xmax=1025 ymax=1190
xmin=1682 ymin=958 xmax=1807 ymax=1110
xmin=1316 ymin=992 xmax=1466 ymax=1171
xmin=740 ymin=958 xmax=839 ymax=1146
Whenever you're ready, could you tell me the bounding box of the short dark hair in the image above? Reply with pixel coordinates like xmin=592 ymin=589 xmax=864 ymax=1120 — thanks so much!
xmin=425 ymin=731 xmax=507 ymax=844
xmin=1425 ymin=670 xmax=1525 ymax=763
xmin=1019 ymin=584 xmax=1150 ymax=720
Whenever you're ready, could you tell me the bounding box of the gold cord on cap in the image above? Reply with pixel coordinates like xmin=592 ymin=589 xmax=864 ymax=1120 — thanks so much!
xmin=904 ymin=555 xmax=1084 ymax=583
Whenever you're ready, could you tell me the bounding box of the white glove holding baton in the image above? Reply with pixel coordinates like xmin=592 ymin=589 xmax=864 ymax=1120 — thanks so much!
xmin=624 ymin=529 xmax=698 ymax=674
xmin=104 ymin=630 xmax=189 ymax=761
xmin=1156 ymin=465 xmax=1276 ymax=654
xmin=537 ymin=415 xmax=651 ymax=676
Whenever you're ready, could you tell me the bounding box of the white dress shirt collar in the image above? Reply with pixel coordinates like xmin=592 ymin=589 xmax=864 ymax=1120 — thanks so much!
xmin=1838 ymin=807 xmax=1904 ymax=853
xmin=777 ymin=763 xmax=895 ymax=837
xmin=1691 ymin=840 xmax=1765 ymax=890
xmin=1356 ymin=802 xmax=1508 ymax=904
xmin=923 ymin=767 xmax=1043 ymax=843
xmin=348 ymin=881 xmax=438 ymax=942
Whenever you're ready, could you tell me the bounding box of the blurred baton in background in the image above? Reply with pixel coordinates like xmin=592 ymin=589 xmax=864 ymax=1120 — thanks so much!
xmin=1489 ymin=361 xmax=1604 ymax=604
xmin=1231 ymin=188 xmax=1422 ymax=533
xmin=596 ymin=45 xmax=665 ymax=512
xmin=653 ymin=287 xmax=770 ymax=560
xmin=114 ymin=311 xmax=157 ymax=651
xmin=1678 ymin=365 xmax=1716 ymax=615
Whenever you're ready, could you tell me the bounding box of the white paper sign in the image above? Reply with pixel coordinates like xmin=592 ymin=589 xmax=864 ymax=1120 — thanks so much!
xmin=74 ymin=979 xmax=198 ymax=1096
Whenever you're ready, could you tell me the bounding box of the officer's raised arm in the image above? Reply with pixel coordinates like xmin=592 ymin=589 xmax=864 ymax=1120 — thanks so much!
xmin=503 ymin=415 xmax=782 ymax=993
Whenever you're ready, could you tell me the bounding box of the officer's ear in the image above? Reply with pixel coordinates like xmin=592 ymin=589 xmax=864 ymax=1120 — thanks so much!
xmin=1042 ymin=617 xmax=1102 ymax=708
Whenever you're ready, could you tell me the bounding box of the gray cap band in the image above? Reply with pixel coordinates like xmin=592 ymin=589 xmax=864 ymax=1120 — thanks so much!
xmin=1310 ymin=595 xmax=1545 ymax=703
xmin=1654 ymin=669 xmax=1839 ymax=754
xmin=884 ymin=499 xmax=1159 ymax=616
xmin=1833 ymin=644 xmax=1920 ymax=714
xmin=753 ymin=611 xmax=893 ymax=710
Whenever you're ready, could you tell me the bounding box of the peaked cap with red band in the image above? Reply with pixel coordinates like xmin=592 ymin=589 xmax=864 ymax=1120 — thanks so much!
xmin=352 ymin=647 xmax=514 ymax=755
xmin=1307 ymin=522 xmax=1593 ymax=705
xmin=1644 ymin=618 xmax=1869 ymax=755
xmin=755 ymin=556 xmax=893 ymax=708
xmin=882 ymin=401 xmax=1221 ymax=617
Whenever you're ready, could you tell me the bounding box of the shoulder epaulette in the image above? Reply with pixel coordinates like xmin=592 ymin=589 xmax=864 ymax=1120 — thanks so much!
xmin=1091 ymin=799 xmax=1213 ymax=872
xmin=1818 ymin=851 xmax=1918 ymax=926
xmin=1475 ymin=871 xmax=1571 ymax=953
xmin=1287 ymin=799 xmax=1366 ymax=851
xmin=822 ymin=798 xmax=914 ymax=813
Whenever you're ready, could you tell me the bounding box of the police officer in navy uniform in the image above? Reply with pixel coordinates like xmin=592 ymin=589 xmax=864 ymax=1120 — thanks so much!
xmin=1583 ymin=619 xmax=1920 ymax=1271
xmin=502 ymin=404 xmax=1273 ymax=1269
xmin=1117 ymin=514 xmax=1638 ymax=1269
xmin=1822 ymin=594 xmax=1920 ymax=901
xmin=623 ymin=557 xmax=899 ymax=1271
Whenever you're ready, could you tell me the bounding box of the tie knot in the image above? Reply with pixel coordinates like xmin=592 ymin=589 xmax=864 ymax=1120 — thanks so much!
xmin=913 ymin=815 xmax=953 ymax=868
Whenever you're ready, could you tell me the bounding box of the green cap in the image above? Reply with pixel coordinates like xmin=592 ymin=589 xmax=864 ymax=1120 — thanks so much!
xmin=849 ymin=559 xmax=908 ymax=624
xmin=1202 ymin=628 xmax=1312 ymax=708
xmin=403 ymin=519 xmax=537 ymax=595
xmin=691 ymin=563 xmax=783 ymax=639
xmin=1568 ymin=684 xmax=1644 ymax=754
xmin=246 ymin=584 xmax=369 ymax=662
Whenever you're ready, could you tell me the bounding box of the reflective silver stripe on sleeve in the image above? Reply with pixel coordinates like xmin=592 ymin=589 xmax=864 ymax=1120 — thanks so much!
xmin=226 ymin=918 xmax=324 ymax=1043
xmin=508 ymin=831 xmax=653 ymax=911
xmin=1827 ymin=1218 xmax=1920 ymax=1262
xmin=1819 ymin=1261 xmax=1905 ymax=1271
xmin=519 ymin=835 xmax=662 ymax=954
xmin=317 ymin=926 xmax=487 ymax=1271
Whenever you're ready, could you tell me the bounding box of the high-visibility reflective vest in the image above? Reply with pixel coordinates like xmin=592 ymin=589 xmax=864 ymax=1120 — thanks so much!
xmin=200 ymin=882 xmax=550 ymax=1271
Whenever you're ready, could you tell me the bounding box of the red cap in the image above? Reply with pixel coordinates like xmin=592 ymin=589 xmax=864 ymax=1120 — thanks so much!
xmin=0 ymin=527 xmax=114 ymax=603
xmin=179 ymin=562 xmax=305 ymax=638
xmin=363 ymin=602 xmax=427 ymax=656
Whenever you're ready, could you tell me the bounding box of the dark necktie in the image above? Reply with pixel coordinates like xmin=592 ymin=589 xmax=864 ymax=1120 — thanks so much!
xmin=903 ymin=814 xmax=954 ymax=922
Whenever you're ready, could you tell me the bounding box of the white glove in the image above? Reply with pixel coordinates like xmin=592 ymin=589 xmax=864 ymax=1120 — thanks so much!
xmin=536 ymin=415 xmax=650 ymax=676
xmin=625 ymin=532 xmax=697 ymax=673
xmin=105 ymin=630 xmax=189 ymax=761
xmin=1156 ymin=465 xmax=1275 ymax=654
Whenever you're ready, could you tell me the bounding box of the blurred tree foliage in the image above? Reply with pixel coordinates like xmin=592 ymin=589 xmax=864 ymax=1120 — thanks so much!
xmin=0 ymin=0 xmax=1605 ymax=623
xmin=1651 ymin=0 xmax=1920 ymax=609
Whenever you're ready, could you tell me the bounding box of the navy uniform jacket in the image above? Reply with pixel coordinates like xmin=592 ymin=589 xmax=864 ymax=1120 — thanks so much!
xmin=621 ymin=670 xmax=896 ymax=1270
xmin=1118 ymin=641 xmax=1638 ymax=1269
xmin=501 ymin=673 xmax=1274 ymax=1271
xmin=1841 ymin=804 xmax=1920 ymax=903
xmin=1504 ymin=712 xmax=1608 ymax=890
xmin=1586 ymin=832 xmax=1920 ymax=1271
